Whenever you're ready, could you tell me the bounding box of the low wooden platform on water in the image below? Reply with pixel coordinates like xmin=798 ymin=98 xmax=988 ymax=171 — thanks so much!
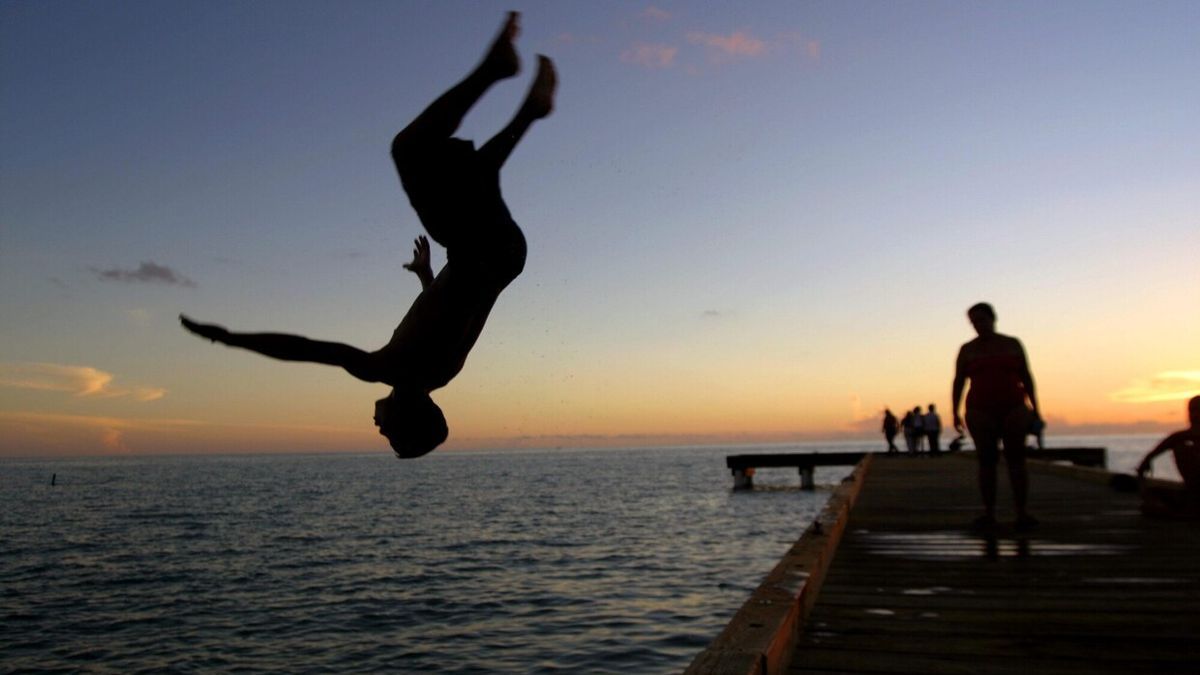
xmin=688 ymin=454 xmax=1200 ymax=674
xmin=724 ymin=448 xmax=1106 ymax=489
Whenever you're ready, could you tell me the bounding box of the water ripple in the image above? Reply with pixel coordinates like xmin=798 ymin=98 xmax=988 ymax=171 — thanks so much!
xmin=0 ymin=447 xmax=851 ymax=673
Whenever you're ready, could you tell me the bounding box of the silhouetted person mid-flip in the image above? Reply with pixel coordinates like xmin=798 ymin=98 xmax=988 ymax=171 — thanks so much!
xmin=182 ymin=13 xmax=556 ymax=459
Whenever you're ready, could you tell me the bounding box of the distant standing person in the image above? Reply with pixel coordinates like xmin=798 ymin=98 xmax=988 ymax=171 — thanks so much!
xmin=882 ymin=408 xmax=900 ymax=454
xmin=911 ymin=406 xmax=925 ymax=453
xmin=952 ymin=302 xmax=1042 ymax=530
xmin=901 ymin=409 xmax=916 ymax=454
xmin=1136 ymin=395 xmax=1200 ymax=519
xmin=924 ymin=404 xmax=942 ymax=456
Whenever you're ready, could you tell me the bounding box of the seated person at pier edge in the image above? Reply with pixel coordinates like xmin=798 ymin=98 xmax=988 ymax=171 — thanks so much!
xmin=951 ymin=302 xmax=1042 ymax=531
xmin=181 ymin=13 xmax=556 ymax=459
xmin=1136 ymin=395 xmax=1200 ymax=519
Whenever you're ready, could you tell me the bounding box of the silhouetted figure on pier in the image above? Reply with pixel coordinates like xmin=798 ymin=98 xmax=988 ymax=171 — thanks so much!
xmin=924 ymin=404 xmax=942 ymax=456
xmin=951 ymin=302 xmax=1042 ymax=530
xmin=1136 ymin=395 xmax=1200 ymax=519
xmin=907 ymin=406 xmax=925 ymax=454
xmin=900 ymin=409 xmax=915 ymax=453
xmin=181 ymin=12 xmax=556 ymax=459
xmin=882 ymin=408 xmax=900 ymax=453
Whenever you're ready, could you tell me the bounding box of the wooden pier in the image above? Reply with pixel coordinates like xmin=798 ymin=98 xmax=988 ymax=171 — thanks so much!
xmin=689 ymin=453 xmax=1200 ymax=674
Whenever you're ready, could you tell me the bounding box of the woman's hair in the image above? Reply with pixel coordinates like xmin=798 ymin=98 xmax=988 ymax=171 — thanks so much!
xmin=383 ymin=391 xmax=448 ymax=459
xmin=967 ymin=302 xmax=996 ymax=320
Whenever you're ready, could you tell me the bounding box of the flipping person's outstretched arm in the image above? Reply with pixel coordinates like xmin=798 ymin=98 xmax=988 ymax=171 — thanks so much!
xmin=180 ymin=315 xmax=380 ymax=383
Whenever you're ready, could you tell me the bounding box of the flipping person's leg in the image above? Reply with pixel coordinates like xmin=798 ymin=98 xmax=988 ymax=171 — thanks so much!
xmin=391 ymin=13 xmax=520 ymax=155
xmin=478 ymin=55 xmax=557 ymax=170
xmin=181 ymin=316 xmax=378 ymax=383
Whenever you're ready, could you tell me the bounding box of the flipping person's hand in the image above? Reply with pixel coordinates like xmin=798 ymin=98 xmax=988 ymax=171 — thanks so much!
xmin=403 ymin=235 xmax=432 ymax=277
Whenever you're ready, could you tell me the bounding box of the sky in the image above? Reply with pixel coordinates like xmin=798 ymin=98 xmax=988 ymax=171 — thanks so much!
xmin=1 ymin=0 xmax=1198 ymax=456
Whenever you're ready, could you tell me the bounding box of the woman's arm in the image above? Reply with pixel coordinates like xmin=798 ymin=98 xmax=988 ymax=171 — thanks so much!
xmin=951 ymin=345 xmax=969 ymax=432
xmin=1015 ymin=337 xmax=1039 ymax=417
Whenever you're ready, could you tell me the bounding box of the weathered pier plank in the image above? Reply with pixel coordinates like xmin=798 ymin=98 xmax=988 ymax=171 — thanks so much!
xmin=786 ymin=457 xmax=1200 ymax=674
xmin=684 ymin=456 xmax=874 ymax=675
xmin=688 ymin=453 xmax=1199 ymax=674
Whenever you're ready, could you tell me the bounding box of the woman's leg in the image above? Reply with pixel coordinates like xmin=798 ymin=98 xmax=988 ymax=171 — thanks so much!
xmin=966 ymin=409 xmax=1001 ymax=523
xmin=1002 ymin=408 xmax=1034 ymax=524
xmin=180 ymin=316 xmax=378 ymax=383
xmin=391 ymin=13 xmax=520 ymax=155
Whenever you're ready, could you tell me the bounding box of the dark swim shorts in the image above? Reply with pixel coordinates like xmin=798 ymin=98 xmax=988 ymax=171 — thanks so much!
xmin=392 ymin=137 xmax=525 ymax=284
xmin=966 ymin=405 xmax=1032 ymax=464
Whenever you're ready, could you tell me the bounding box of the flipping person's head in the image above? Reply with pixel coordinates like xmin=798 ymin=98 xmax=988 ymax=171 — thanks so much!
xmin=1189 ymin=395 xmax=1200 ymax=428
xmin=374 ymin=389 xmax=448 ymax=459
xmin=967 ymin=302 xmax=997 ymax=336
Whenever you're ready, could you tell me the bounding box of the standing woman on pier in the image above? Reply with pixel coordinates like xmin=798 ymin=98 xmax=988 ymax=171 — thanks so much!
xmin=951 ymin=302 xmax=1042 ymax=530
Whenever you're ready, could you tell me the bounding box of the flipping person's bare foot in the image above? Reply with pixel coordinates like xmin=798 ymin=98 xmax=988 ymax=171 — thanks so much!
xmin=480 ymin=12 xmax=521 ymax=80
xmin=180 ymin=314 xmax=229 ymax=344
xmin=522 ymin=55 xmax=557 ymax=119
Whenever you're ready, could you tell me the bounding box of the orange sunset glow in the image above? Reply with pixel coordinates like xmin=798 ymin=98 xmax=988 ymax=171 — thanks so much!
xmin=2 ymin=2 xmax=1197 ymax=457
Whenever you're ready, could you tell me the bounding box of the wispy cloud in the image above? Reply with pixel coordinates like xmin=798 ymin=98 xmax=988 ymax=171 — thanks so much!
xmin=776 ymin=31 xmax=822 ymax=62
xmin=641 ymin=6 xmax=671 ymax=22
xmin=125 ymin=308 xmax=151 ymax=327
xmin=100 ymin=427 xmax=130 ymax=452
xmin=686 ymin=30 xmax=767 ymax=60
xmin=92 ymin=261 xmax=196 ymax=287
xmin=620 ymin=42 xmax=678 ymax=69
xmin=622 ymin=27 xmax=819 ymax=72
xmin=0 ymin=362 xmax=166 ymax=401
xmin=849 ymin=394 xmax=866 ymax=425
xmin=0 ymin=411 xmax=200 ymax=456
xmin=0 ymin=411 xmax=377 ymax=456
xmin=1110 ymin=370 xmax=1200 ymax=404
xmin=1039 ymin=415 xmax=1176 ymax=436
xmin=553 ymin=32 xmax=602 ymax=46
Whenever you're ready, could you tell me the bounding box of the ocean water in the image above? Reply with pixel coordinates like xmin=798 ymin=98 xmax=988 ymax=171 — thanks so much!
xmin=0 ymin=435 xmax=1167 ymax=673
